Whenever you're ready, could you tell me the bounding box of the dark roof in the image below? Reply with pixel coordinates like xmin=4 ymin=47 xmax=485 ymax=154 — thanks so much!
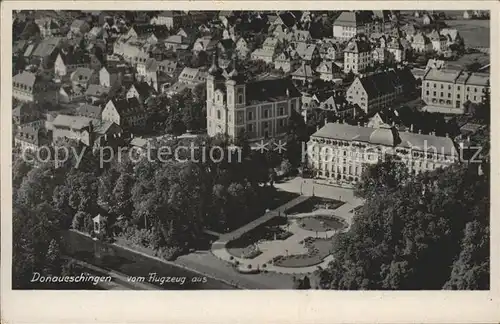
xmin=109 ymin=97 xmax=144 ymax=117
xmin=59 ymin=50 xmax=90 ymax=66
xmin=278 ymin=12 xmax=297 ymax=28
xmin=132 ymin=24 xmax=170 ymax=39
xmin=358 ymin=68 xmax=416 ymax=98
xmin=245 ymin=78 xmax=301 ymax=105
xmin=130 ymin=81 xmax=156 ymax=99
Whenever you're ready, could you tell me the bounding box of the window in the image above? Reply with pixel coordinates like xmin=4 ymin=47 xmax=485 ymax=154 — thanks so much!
xmin=263 ymin=121 xmax=268 ymax=129
xmin=457 ymin=86 xmax=461 ymax=90
xmin=264 ymin=109 xmax=269 ymax=118
xmin=457 ymin=94 xmax=460 ymax=98
xmin=474 ymin=96 xmax=477 ymax=101
xmin=441 ymin=84 xmax=444 ymax=89
xmin=217 ymin=110 xmax=221 ymax=119
xmin=248 ymin=111 xmax=253 ymax=120
xmin=433 ymin=91 xmax=436 ymax=96
xmin=426 ymin=90 xmax=429 ymax=96
xmin=448 ymin=93 xmax=451 ymax=98
xmin=279 ymin=107 xmax=284 ymax=116
xmin=433 ymin=83 xmax=436 ymax=88
xmin=448 ymin=85 xmax=451 ymax=90
xmin=248 ymin=124 xmax=253 ymax=132
xmin=474 ymin=88 xmax=477 ymax=93
xmin=238 ymin=95 xmax=243 ymax=104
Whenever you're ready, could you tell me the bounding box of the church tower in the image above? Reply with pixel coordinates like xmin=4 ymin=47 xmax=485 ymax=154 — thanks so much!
xmin=224 ymin=55 xmax=246 ymax=138
xmin=206 ymin=49 xmax=225 ymax=137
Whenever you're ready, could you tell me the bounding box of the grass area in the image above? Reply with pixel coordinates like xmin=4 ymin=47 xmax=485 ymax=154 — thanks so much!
xmin=273 ymin=238 xmax=334 ymax=268
xmin=286 ymin=197 xmax=344 ymax=215
xmin=445 ymin=19 xmax=490 ymax=48
xmin=297 ymin=215 xmax=347 ymax=232
xmin=446 ymin=52 xmax=490 ymax=70
xmin=227 ymin=217 xmax=293 ymax=258
xmin=263 ymin=188 xmax=300 ymax=211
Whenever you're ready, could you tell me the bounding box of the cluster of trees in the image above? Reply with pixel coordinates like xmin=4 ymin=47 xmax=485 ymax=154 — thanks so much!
xmin=316 ymin=156 xmax=490 ymax=290
xmin=145 ymin=85 xmax=207 ymax=136
xmin=12 ymin=124 xmax=297 ymax=287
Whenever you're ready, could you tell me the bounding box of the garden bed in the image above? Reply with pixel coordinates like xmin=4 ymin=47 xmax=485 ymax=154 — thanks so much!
xmin=272 ymin=238 xmax=334 ymax=268
xmin=286 ymin=197 xmax=344 ymax=215
xmin=297 ymin=215 xmax=347 ymax=232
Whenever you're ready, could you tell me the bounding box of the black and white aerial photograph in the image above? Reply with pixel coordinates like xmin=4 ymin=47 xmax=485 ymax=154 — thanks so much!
xmin=10 ymin=8 xmax=491 ymax=291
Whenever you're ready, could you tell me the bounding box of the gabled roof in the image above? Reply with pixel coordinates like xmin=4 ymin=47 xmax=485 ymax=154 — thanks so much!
xmin=291 ymin=63 xmax=316 ymax=78
xmin=290 ymin=42 xmax=317 ymax=60
xmin=107 ymin=97 xmax=144 ymax=117
xmin=412 ymin=33 xmax=430 ymax=44
xmin=59 ymin=50 xmax=91 ymax=66
xmin=193 ymin=36 xmax=218 ymax=50
xmin=85 ymin=84 xmax=110 ymax=97
xmin=76 ymin=104 xmax=103 ymax=119
xmin=52 ymin=114 xmax=97 ymax=130
xmin=316 ymin=61 xmax=341 ymax=74
xmin=334 ymin=11 xmax=373 ymax=27
xmin=356 ymin=68 xmax=416 ymax=98
xmin=312 ymin=122 xmax=457 ymax=156
xmin=129 ymin=81 xmax=157 ymax=99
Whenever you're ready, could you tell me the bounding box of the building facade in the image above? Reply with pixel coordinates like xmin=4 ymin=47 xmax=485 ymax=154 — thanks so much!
xmin=422 ymin=69 xmax=490 ymax=114
xmin=307 ymin=122 xmax=459 ymax=184
xmin=206 ymin=57 xmax=301 ymax=140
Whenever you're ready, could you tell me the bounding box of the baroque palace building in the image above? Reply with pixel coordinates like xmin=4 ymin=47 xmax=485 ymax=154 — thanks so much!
xmin=206 ymin=53 xmax=301 ymax=140
xmin=307 ymin=121 xmax=460 ymax=184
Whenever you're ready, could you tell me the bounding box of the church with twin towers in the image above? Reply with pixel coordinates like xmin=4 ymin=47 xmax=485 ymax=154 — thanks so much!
xmin=206 ymin=51 xmax=302 ymax=141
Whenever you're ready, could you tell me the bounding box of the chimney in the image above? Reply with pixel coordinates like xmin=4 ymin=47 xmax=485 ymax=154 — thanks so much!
xmin=418 ymin=129 xmax=422 ymax=134
xmin=445 ymin=133 xmax=449 ymax=138
xmin=392 ymin=121 xmax=395 ymax=127
xmin=324 ymin=117 xmax=328 ymax=126
xmin=410 ymin=124 xmax=414 ymax=132
xmin=316 ymin=125 xmax=320 ymax=131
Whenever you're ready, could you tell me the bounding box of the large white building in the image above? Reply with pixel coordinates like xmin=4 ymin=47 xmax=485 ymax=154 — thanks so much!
xmin=307 ymin=122 xmax=459 ymax=184
xmin=422 ymin=69 xmax=490 ymax=114
xmin=206 ymin=57 xmax=301 ymax=140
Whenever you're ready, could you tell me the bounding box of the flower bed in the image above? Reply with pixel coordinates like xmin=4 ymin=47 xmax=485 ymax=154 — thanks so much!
xmin=298 ymin=215 xmax=348 ymax=232
xmin=286 ymin=197 xmax=344 ymax=215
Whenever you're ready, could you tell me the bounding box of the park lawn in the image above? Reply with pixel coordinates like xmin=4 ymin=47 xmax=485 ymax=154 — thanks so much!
xmin=447 ymin=52 xmax=490 ymax=71
xmin=273 ymin=238 xmax=334 ymax=268
xmin=298 ymin=215 xmax=347 ymax=232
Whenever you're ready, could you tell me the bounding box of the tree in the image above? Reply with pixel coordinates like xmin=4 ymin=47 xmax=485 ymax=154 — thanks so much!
xmin=319 ymin=163 xmax=489 ymax=290
xmin=112 ymin=172 xmax=135 ymax=222
xmin=444 ymin=221 xmax=489 ymax=290
xmin=355 ymin=156 xmax=410 ymax=199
